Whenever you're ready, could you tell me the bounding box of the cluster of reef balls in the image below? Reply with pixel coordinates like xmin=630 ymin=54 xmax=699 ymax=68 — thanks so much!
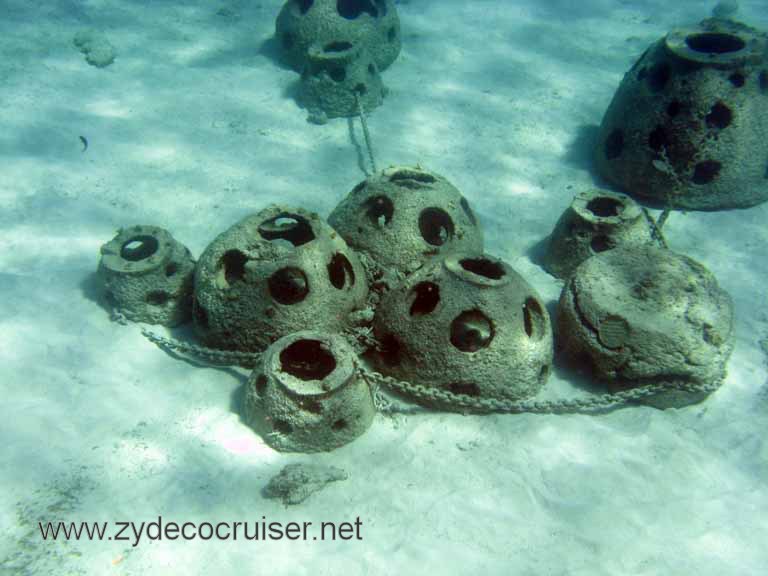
xmin=94 ymin=8 xmax=768 ymax=452
xmin=98 ymin=166 xmax=734 ymax=452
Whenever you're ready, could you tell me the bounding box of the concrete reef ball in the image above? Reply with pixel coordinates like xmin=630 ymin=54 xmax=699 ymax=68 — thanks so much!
xmin=373 ymin=253 xmax=553 ymax=407
xmin=98 ymin=225 xmax=195 ymax=326
xmin=595 ymin=18 xmax=768 ymax=210
xmin=300 ymin=39 xmax=386 ymax=123
xmin=193 ymin=206 xmax=368 ymax=352
xmin=328 ymin=166 xmax=484 ymax=276
xmin=544 ymin=188 xmax=652 ymax=279
xmin=557 ymin=245 xmax=734 ymax=409
xmin=244 ymin=331 xmax=375 ymax=452
xmin=276 ymin=0 xmax=400 ymax=74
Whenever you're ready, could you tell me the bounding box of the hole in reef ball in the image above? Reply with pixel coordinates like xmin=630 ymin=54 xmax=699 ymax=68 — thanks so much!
xmin=296 ymin=0 xmax=314 ymax=16
xmin=389 ymin=169 xmax=437 ymax=188
xmin=364 ymin=195 xmax=394 ymax=227
xmin=331 ymin=419 xmax=347 ymax=431
xmin=329 ymin=67 xmax=346 ymax=82
xmin=450 ymin=310 xmax=494 ymax=352
xmin=409 ymin=281 xmax=440 ymax=316
xmin=605 ymin=129 xmax=624 ymax=159
xmin=258 ymin=214 xmax=315 ymax=246
xmin=667 ymin=100 xmax=682 ymax=116
xmin=327 ymin=253 xmax=355 ymax=289
xmin=419 ymin=208 xmax=454 ymax=246
xmin=685 ymin=32 xmax=746 ymax=54
xmin=324 ymin=41 xmax=353 ymax=52
xmin=591 ymin=235 xmax=613 ymax=253
xmin=146 ymin=290 xmax=170 ymax=306
xmin=759 ymin=71 xmax=768 ymax=93
xmin=460 ymin=258 xmax=505 ymax=280
xmin=272 ymin=419 xmax=293 ymax=435
xmin=586 ymin=196 xmax=623 ymax=217
xmin=165 ymin=262 xmax=178 ymax=277
xmin=729 ymin=72 xmax=745 ymax=87
xmin=692 ymin=160 xmax=722 ymax=184
xmin=705 ymin=101 xmax=732 ymax=129
xmin=121 ymin=235 xmax=159 ymax=261
xmin=268 ymin=267 xmax=309 ymax=305
xmin=337 ymin=0 xmax=380 ymax=20
xmin=221 ymin=250 xmax=247 ymax=286
xmin=379 ymin=333 xmax=402 ymax=367
xmin=523 ymin=297 xmax=546 ymax=341
xmin=648 ymin=125 xmax=669 ymax=152
xmin=280 ymin=338 xmax=336 ymax=381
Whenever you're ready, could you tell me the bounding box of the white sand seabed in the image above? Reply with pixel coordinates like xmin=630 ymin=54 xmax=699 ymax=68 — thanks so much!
xmin=1 ymin=0 xmax=767 ymax=574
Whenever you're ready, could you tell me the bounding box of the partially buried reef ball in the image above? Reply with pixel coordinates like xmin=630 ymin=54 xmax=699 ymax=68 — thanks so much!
xmin=98 ymin=225 xmax=195 ymax=326
xmin=556 ymin=245 xmax=734 ymax=408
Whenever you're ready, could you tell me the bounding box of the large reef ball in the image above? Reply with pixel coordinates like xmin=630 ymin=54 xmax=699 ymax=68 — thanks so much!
xmin=193 ymin=205 xmax=367 ymax=352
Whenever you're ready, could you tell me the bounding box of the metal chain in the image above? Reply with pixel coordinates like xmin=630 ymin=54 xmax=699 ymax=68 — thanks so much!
xmin=358 ymin=367 xmax=721 ymax=415
xmin=135 ymin=322 xmax=721 ymax=415
xmin=354 ymin=90 xmax=377 ymax=175
xmin=141 ymin=328 xmax=263 ymax=367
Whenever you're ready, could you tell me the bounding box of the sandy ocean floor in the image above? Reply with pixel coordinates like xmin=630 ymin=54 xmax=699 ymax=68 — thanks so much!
xmin=1 ymin=0 xmax=767 ymax=574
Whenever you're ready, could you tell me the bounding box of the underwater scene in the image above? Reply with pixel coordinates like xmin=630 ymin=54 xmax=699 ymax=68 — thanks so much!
xmin=1 ymin=0 xmax=767 ymax=573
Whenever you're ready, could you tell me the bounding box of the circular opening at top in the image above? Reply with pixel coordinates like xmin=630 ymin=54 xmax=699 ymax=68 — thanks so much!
xmin=295 ymin=0 xmax=314 ymax=15
xmin=337 ymin=0 xmax=379 ymax=20
xmin=459 ymin=258 xmax=505 ymax=280
xmin=121 ymin=235 xmax=159 ymax=261
xmin=258 ymin=214 xmax=315 ymax=247
xmin=586 ymin=196 xmax=623 ymax=217
xmin=279 ymin=339 xmax=336 ymax=381
xmin=324 ymin=41 xmax=353 ymax=53
xmin=389 ymin=169 xmax=437 ymax=189
xmin=685 ymin=33 xmax=745 ymax=54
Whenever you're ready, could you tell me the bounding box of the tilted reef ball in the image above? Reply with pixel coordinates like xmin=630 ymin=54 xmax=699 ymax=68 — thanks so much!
xmin=98 ymin=225 xmax=195 ymax=327
xmin=193 ymin=205 xmax=368 ymax=352
xmin=556 ymin=245 xmax=734 ymax=408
